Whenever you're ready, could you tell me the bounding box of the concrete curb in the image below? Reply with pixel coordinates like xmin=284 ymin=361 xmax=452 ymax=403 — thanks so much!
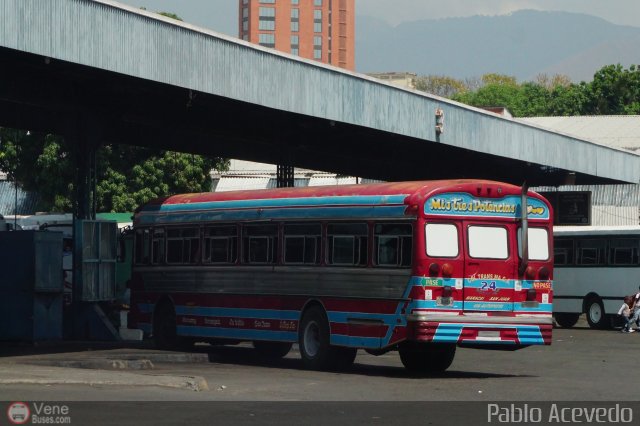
xmin=0 ymin=365 xmax=209 ymax=391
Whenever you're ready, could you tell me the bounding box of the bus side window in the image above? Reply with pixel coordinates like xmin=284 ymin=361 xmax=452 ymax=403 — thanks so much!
xmin=243 ymin=224 xmax=278 ymax=264
xmin=203 ymin=225 xmax=238 ymax=264
xmin=609 ymin=238 xmax=639 ymax=265
xmin=283 ymin=223 xmax=321 ymax=265
xmin=134 ymin=228 xmax=150 ymax=265
xmin=576 ymin=238 xmax=606 ymax=265
xmin=326 ymin=223 xmax=368 ymax=266
xmin=166 ymin=228 xmax=200 ymax=264
xmin=152 ymin=228 xmax=165 ymax=264
xmin=554 ymin=239 xmax=574 ymax=266
xmin=374 ymin=223 xmax=412 ymax=267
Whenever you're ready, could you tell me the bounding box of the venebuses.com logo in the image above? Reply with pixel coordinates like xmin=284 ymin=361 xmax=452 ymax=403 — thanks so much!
xmin=6 ymin=401 xmax=72 ymax=424
xmin=7 ymin=402 xmax=30 ymax=425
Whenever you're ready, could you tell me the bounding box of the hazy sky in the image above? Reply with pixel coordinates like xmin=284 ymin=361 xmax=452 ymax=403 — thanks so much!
xmin=128 ymin=0 xmax=639 ymax=36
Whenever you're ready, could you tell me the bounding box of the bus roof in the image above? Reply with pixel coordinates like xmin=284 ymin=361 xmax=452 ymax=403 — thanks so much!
xmin=137 ymin=179 xmax=537 ymax=212
xmin=554 ymin=225 xmax=640 ymax=236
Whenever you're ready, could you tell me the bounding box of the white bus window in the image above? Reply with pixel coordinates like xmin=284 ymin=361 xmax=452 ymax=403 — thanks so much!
xmin=468 ymin=226 xmax=508 ymax=259
xmin=425 ymin=223 xmax=458 ymax=258
xmin=518 ymin=227 xmax=550 ymax=261
xmin=554 ymin=239 xmax=574 ymax=265
xmin=609 ymin=238 xmax=639 ymax=265
xmin=576 ymin=239 xmax=606 ymax=265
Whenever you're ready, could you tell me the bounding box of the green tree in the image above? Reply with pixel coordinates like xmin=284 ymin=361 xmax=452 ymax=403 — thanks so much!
xmin=414 ymin=75 xmax=468 ymax=98
xmin=585 ymin=64 xmax=640 ymax=114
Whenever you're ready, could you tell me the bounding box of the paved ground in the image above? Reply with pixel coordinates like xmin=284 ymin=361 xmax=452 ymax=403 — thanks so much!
xmin=0 ymin=318 xmax=639 ymax=424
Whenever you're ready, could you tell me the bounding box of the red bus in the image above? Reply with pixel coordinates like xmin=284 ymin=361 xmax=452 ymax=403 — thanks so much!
xmin=129 ymin=180 xmax=553 ymax=373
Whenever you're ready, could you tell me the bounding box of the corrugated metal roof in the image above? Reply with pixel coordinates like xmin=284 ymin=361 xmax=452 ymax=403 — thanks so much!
xmin=519 ymin=116 xmax=640 ymax=152
xmin=0 ymin=181 xmax=39 ymax=215
xmin=215 ymin=176 xmax=272 ymax=192
xmin=534 ymin=184 xmax=640 ymax=226
xmin=1 ymin=0 xmax=639 ymax=183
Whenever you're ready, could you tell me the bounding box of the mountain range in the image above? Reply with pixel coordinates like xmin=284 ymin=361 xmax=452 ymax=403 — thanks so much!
xmin=355 ymin=10 xmax=640 ymax=82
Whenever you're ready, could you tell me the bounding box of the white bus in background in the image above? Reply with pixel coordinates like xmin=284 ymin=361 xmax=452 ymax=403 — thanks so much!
xmin=553 ymin=226 xmax=640 ymax=329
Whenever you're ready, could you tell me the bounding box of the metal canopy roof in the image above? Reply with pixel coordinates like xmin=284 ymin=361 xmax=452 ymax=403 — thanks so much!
xmin=0 ymin=0 xmax=639 ymax=185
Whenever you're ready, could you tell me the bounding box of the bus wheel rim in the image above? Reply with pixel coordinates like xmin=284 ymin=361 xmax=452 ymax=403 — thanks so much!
xmin=589 ymin=303 xmax=601 ymax=323
xmin=304 ymin=321 xmax=320 ymax=357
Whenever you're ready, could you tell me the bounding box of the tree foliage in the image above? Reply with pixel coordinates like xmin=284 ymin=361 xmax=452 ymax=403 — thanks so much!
xmin=0 ymin=128 xmax=228 ymax=213
xmin=414 ymin=65 xmax=640 ymax=118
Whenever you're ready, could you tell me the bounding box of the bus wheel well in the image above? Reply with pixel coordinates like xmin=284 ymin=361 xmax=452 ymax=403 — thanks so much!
xmin=582 ymin=293 xmax=601 ymax=313
xmin=299 ymin=300 xmax=327 ymax=322
xmin=154 ymin=296 xmax=175 ymax=314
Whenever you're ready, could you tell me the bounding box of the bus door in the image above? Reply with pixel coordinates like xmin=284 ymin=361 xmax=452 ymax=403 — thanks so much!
xmin=463 ymin=222 xmax=515 ymax=312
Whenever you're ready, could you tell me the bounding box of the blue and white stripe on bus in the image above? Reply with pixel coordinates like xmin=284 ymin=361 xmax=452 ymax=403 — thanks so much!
xmin=137 ymin=205 xmax=409 ymax=225
xmin=177 ymin=325 xmax=298 ymax=342
xmin=140 ymin=195 xmax=410 ymax=213
xmin=432 ymin=323 xmax=545 ymax=344
xmin=175 ymin=306 xmax=300 ymax=321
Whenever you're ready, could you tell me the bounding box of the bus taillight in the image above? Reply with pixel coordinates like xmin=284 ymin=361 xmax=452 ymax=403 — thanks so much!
xmin=429 ymin=263 xmax=440 ymax=276
xmin=525 ymin=266 xmax=536 ymax=280
xmin=442 ymin=263 xmax=454 ymax=278
xmin=538 ymin=266 xmax=550 ymax=280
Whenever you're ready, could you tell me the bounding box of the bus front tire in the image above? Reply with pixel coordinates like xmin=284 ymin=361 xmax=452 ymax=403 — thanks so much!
xmin=399 ymin=342 xmax=456 ymax=374
xmin=253 ymin=341 xmax=293 ymax=359
xmin=554 ymin=313 xmax=580 ymax=328
xmin=153 ymin=302 xmax=194 ymax=350
xmin=585 ymin=297 xmax=606 ymax=329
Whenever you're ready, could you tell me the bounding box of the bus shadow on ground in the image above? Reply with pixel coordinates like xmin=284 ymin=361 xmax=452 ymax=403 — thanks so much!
xmin=204 ymin=345 xmax=532 ymax=380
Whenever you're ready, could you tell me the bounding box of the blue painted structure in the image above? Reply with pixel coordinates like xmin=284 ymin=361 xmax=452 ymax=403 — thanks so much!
xmin=0 ymin=231 xmax=63 ymax=341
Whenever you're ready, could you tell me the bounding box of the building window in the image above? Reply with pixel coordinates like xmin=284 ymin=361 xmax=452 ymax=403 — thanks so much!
xmin=260 ymin=0 xmax=275 ymax=3
xmin=313 ymin=35 xmax=322 ymax=47
xmin=291 ymin=21 xmax=299 ymax=32
xmin=314 ymin=49 xmax=321 ymax=59
xmin=259 ymin=33 xmax=275 ymax=47
xmin=291 ymin=8 xmax=299 ymax=18
xmin=259 ymin=7 xmax=275 ymax=31
xmin=292 ymin=0 xmax=299 ymax=4
xmin=314 ymin=0 xmax=322 ymax=5
xmin=314 ymin=10 xmax=322 ymax=32
xmin=243 ymin=7 xmax=249 ymax=18
xmin=291 ymin=48 xmax=299 ymax=55
xmin=242 ymin=20 xmax=248 ymax=31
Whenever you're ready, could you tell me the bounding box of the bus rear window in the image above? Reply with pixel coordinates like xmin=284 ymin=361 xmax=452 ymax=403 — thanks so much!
xmin=518 ymin=227 xmax=550 ymax=261
xmin=425 ymin=223 xmax=458 ymax=258
xmin=468 ymin=226 xmax=508 ymax=259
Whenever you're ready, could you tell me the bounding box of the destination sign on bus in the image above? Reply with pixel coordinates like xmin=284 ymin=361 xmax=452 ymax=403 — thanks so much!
xmin=424 ymin=193 xmax=549 ymax=219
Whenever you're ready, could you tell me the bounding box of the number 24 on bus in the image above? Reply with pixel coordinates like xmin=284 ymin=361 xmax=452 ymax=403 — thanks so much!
xmin=128 ymin=180 xmax=553 ymax=373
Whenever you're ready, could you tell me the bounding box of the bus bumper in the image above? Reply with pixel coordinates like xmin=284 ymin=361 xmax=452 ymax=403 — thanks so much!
xmin=405 ymin=315 xmax=553 ymax=346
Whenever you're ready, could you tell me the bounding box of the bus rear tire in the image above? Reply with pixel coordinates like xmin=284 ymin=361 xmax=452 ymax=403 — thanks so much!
xmin=399 ymin=342 xmax=456 ymax=374
xmin=299 ymin=306 xmax=333 ymax=370
xmin=554 ymin=313 xmax=580 ymax=328
xmin=585 ymin=297 xmax=606 ymax=329
xmin=253 ymin=341 xmax=293 ymax=359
